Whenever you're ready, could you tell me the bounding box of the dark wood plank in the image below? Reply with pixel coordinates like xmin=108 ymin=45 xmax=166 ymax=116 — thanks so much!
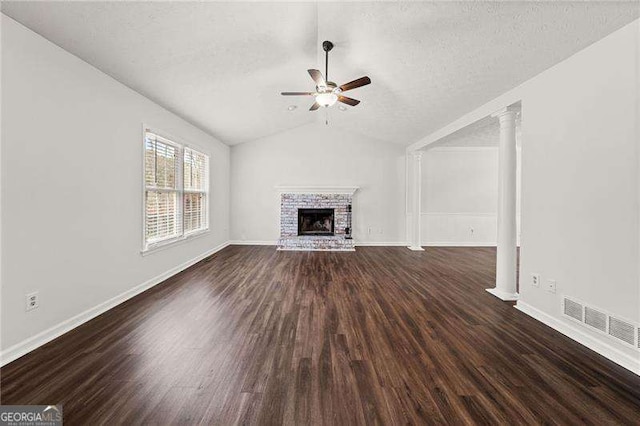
xmin=2 ymin=246 xmax=639 ymax=425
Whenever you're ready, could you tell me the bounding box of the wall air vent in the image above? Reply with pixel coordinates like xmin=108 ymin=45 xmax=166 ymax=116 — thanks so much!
xmin=562 ymin=296 xmax=639 ymax=350
xmin=608 ymin=317 xmax=635 ymax=346
xmin=584 ymin=307 xmax=607 ymax=333
xmin=563 ymin=298 xmax=583 ymax=322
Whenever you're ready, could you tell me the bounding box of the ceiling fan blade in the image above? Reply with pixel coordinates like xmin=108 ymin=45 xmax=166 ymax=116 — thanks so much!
xmin=308 ymin=69 xmax=327 ymax=87
xmin=339 ymin=76 xmax=371 ymax=92
xmin=338 ymin=95 xmax=360 ymax=107
xmin=281 ymin=92 xmax=315 ymax=96
xmin=309 ymin=102 xmax=321 ymax=111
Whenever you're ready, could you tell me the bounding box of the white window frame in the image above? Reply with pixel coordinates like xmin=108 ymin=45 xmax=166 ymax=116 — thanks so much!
xmin=142 ymin=125 xmax=210 ymax=254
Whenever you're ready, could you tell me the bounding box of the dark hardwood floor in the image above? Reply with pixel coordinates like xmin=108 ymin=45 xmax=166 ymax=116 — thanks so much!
xmin=2 ymin=246 xmax=639 ymax=425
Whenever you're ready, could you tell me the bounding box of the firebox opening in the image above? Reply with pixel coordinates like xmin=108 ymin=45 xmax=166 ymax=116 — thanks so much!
xmin=298 ymin=208 xmax=335 ymax=236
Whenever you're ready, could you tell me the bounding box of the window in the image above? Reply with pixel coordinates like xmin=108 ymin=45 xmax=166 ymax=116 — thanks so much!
xmin=143 ymin=129 xmax=209 ymax=251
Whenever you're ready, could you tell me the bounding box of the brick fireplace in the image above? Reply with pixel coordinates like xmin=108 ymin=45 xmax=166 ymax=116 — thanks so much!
xmin=276 ymin=186 xmax=358 ymax=251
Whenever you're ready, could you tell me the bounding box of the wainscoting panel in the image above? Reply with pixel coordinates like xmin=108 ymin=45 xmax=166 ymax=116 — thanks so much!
xmin=421 ymin=213 xmax=497 ymax=245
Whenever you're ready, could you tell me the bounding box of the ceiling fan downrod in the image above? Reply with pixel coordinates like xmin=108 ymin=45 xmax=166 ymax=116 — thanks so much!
xmin=323 ymin=40 xmax=333 ymax=82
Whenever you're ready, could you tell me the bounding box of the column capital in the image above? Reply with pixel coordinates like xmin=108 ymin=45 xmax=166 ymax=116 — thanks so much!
xmin=491 ymin=106 xmax=519 ymax=121
xmin=408 ymin=150 xmax=423 ymax=160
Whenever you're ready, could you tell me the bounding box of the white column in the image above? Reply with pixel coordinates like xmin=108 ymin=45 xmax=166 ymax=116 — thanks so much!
xmin=487 ymin=107 xmax=518 ymax=301
xmin=407 ymin=151 xmax=424 ymax=251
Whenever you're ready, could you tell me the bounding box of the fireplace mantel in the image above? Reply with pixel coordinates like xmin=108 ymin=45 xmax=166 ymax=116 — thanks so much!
xmin=275 ymin=185 xmax=359 ymax=195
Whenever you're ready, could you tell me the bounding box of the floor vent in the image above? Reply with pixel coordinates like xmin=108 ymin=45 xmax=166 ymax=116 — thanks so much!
xmin=609 ymin=317 xmax=635 ymax=346
xmin=563 ymin=298 xmax=583 ymax=322
xmin=584 ymin=307 xmax=607 ymax=333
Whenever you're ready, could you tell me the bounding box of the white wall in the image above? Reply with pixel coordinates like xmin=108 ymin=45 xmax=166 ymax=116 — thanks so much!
xmin=516 ymin=19 xmax=639 ymax=369
xmin=230 ymin=123 xmax=406 ymax=244
xmin=1 ymin=16 xmax=230 ymax=357
xmin=422 ymin=147 xmax=498 ymax=246
xmin=421 ymin=147 xmax=521 ymax=246
xmin=410 ymin=19 xmax=639 ymax=372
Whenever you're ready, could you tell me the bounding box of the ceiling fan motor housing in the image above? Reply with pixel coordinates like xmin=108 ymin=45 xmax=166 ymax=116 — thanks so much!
xmin=318 ymin=81 xmax=339 ymax=93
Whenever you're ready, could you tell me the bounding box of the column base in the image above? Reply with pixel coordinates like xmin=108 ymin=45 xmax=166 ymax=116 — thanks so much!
xmin=486 ymin=287 xmax=519 ymax=301
xmin=407 ymin=246 xmax=425 ymax=251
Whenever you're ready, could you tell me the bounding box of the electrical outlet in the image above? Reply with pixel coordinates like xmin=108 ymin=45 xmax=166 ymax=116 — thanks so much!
xmin=368 ymin=227 xmax=372 ymax=235
xmin=547 ymin=279 xmax=557 ymax=294
xmin=26 ymin=292 xmax=39 ymax=311
xmin=531 ymin=273 xmax=540 ymax=287
xmin=470 ymin=226 xmax=475 ymax=235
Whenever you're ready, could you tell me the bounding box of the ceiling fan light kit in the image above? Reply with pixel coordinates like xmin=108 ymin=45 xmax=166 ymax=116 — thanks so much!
xmin=316 ymin=92 xmax=338 ymax=107
xmin=281 ymin=40 xmax=371 ymax=113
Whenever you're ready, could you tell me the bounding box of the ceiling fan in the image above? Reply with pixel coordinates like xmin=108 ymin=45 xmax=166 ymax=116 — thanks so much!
xmin=281 ymin=40 xmax=371 ymax=111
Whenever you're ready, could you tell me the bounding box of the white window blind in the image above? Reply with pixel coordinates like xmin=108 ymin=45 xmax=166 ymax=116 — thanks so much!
xmin=144 ymin=130 xmax=209 ymax=251
xmin=183 ymin=148 xmax=208 ymax=234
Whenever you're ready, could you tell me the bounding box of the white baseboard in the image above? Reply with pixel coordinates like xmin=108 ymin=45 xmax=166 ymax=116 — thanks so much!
xmin=229 ymin=240 xmax=276 ymax=245
xmin=358 ymin=241 xmax=496 ymax=247
xmin=355 ymin=241 xmax=407 ymax=247
xmin=0 ymin=241 xmax=231 ymax=367
xmin=423 ymin=242 xmax=497 ymax=247
xmin=515 ymin=301 xmax=640 ymax=376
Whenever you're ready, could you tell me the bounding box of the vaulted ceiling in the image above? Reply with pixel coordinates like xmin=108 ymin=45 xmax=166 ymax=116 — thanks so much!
xmin=2 ymin=1 xmax=638 ymax=145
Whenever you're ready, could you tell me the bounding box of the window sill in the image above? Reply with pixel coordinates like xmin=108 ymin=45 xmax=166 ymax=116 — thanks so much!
xmin=141 ymin=229 xmax=210 ymax=256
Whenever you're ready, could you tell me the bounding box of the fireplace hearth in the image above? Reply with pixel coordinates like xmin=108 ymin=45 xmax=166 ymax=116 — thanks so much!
xmin=298 ymin=208 xmax=335 ymax=236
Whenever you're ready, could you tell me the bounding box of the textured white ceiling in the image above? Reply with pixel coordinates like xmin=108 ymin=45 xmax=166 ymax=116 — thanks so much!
xmin=431 ymin=111 xmax=522 ymax=149
xmin=2 ymin=1 xmax=638 ymax=145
